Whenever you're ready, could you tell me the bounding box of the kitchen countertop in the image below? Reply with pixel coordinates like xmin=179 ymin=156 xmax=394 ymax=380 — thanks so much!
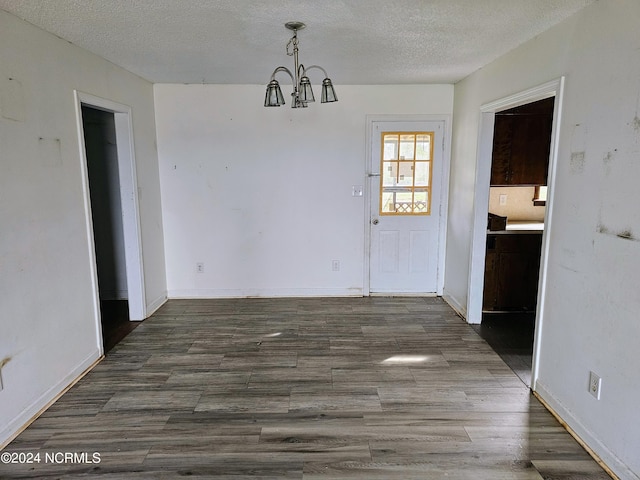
xmin=488 ymin=221 xmax=544 ymax=234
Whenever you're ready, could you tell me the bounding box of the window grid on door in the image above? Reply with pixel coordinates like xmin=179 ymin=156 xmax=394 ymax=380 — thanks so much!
xmin=380 ymin=132 xmax=434 ymax=215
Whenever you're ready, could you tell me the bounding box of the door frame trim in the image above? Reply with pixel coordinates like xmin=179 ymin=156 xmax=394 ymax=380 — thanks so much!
xmin=74 ymin=91 xmax=147 ymax=353
xmin=364 ymin=114 xmax=452 ymax=296
xmin=466 ymin=78 xmax=565 ymax=390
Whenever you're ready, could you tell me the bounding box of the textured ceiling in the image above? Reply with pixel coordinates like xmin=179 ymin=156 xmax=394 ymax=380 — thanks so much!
xmin=0 ymin=0 xmax=594 ymax=85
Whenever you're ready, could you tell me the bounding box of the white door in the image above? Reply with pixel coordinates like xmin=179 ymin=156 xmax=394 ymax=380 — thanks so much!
xmin=369 ymin=121 xmax=444 ymax=294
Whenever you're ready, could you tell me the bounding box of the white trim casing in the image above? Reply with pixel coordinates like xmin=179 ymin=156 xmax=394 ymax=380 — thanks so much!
xmin=466 ymin=78 xmax=565 ymax=392
xmin=364 ymin=114 xmax=452 ymax=297
xmin=73 ymin=91 xmax=147 ymax=333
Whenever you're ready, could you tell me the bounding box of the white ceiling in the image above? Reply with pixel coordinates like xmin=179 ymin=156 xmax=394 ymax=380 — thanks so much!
xmin=0 ymin=0 xmax=594 ymax=85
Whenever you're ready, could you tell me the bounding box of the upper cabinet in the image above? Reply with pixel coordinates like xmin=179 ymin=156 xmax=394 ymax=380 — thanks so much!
xmin=490 ymin=97 xmax=554 ymax=186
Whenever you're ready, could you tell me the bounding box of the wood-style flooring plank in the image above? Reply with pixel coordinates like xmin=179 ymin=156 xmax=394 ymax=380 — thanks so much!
xmin=0 ymin=297 xmax=611 ymax=479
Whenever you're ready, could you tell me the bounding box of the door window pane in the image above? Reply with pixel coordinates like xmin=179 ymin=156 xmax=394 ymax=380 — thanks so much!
xmin=382 ymin=161 xmax=398 ymax=186
xmin=416 ymin=134 xmax=431 ymax=160
xmin=414 ymin=190 xmax=429 ymax=213
xmin=414 ymin=161 xmax=430 ymax=187
xmin=398 ymin=162 xmax=414 ymax=186
xmin=381 ymin=192 xmax=395 ymax=213
xmin=399 ymin=135 xmax=415 ymax=160
xmin=379 ymin=131 xmax=434 ymax=215
xmin=383 ymin=135 xmax=399 ymax=160
xmin=396 ymin=191 xmax=413 ymax=213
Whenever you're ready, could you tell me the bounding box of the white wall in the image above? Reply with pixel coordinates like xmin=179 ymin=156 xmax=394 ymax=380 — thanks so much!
xmin=154 ymin=84 xmax=453 ymax=297
xmin=444 ymin=1 xmax=640 ymax=478
xmin=0 ymin=10 xmax=166 ymax=446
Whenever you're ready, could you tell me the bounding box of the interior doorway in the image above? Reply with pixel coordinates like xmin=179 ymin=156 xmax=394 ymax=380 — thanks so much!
xmin=467 ymin=79 xmax=564 ymax=391
xmin=476 ymin=97 xmax=554 ymax=386
xmin=81 ymin=106 xmax=134 ymax=351
xmin=75 ymin=91 xmax=146 ymax=354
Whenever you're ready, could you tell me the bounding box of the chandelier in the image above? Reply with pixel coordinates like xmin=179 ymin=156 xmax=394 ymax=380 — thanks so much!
xmin=264 ymin=22 xmax=338 ymax=108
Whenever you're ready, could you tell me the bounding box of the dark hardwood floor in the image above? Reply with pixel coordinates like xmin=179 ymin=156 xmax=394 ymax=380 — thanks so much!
xmin=0 ymin=298 xmax=610 ymax=479
xmin=473 ymin=312 xmax=536 ymax=387
xmin=100 ymin=300 xmax=140 ymax=353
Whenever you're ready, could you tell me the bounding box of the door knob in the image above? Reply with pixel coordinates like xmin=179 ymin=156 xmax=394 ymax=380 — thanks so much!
xmin=372 ymin=219 xmax=379 ymax=225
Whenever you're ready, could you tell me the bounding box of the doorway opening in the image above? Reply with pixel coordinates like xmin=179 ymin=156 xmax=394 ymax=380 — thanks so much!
xmin=75 ymin=92 xmax=146 ymax=355
xmin=81 ymin=106 xmax=135 ymax=352
xmin=466 ymin=78 xmax=564 ymax=391
xmin=475 ymin=96 xmax=554 ymax=387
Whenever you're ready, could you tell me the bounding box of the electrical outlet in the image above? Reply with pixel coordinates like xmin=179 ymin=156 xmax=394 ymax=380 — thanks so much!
xmin=499 ymin=194 xmax=507 ymax=206
xmin=332 ymin=260 xmax=340 ymax=271
xmin=352 ymin=185 xmax=363 ymax=197
xmin=196 ymin=262 xmax=205 ymax=273
xmin=589 ymin=371 xmax=602 ymax=400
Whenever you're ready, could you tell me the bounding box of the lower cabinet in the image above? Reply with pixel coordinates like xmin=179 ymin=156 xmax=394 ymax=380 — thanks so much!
xmin=483 ymin=233 xmax=542 ymax=311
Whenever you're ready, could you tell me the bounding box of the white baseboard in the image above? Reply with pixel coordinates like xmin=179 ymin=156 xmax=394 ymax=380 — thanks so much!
xmin=443 ymin=293 xmax=468 ymax=321
xmin=167 ymin=288 xmax=364 ymax=299
xmin=535 ymin=381 xmax=638 ymax=480
xmin=0 ymin=350 xmax=101 ymax=449
xmin=369 ymin=292 xmax=437 ymax=297
xmin=145 ymin=292 xmax=168 ymax=318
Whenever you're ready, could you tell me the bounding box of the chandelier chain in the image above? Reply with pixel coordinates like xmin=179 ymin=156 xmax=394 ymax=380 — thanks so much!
xmin=286 ymin=33 xmax=298 ymax=57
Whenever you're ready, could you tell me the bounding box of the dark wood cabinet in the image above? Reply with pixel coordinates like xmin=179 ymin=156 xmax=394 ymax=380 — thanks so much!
xmin=483 ymin=233 xmax=542 ymax=311
xmin=490 ymin=97 xmax=554 ymax=186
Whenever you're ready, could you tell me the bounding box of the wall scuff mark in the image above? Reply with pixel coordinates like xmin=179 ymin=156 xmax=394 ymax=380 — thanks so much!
xmin=616 ymin=230 xmax=635 ymax=241
xmin=0 ymin=356 xmax=12 ymax=391
xmin=570 ymin=151 xmax=585 ymax=174
xmin=602 ymin=149 xmax=617 ymax=175
xmin=603 ymin=150 xmax=616 ymax=164
xmin=0 ymin=356 xmax=12 ymax=370
xmin=37 ymin=137 xmax=62 ymax=167
xmin=0 ymin=77 xmax=26 ymax=122
xmin=569 ymin=123 xmax=586 ymax=171
xmin=596 ymin=224 xmax=638 ymax=242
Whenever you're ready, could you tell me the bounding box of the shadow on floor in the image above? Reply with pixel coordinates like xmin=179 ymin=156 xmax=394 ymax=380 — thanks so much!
xmin=100 ymin=300 xmax=141 ymax=353
xmin=472 ymin=312 xmax=535 ymax=387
